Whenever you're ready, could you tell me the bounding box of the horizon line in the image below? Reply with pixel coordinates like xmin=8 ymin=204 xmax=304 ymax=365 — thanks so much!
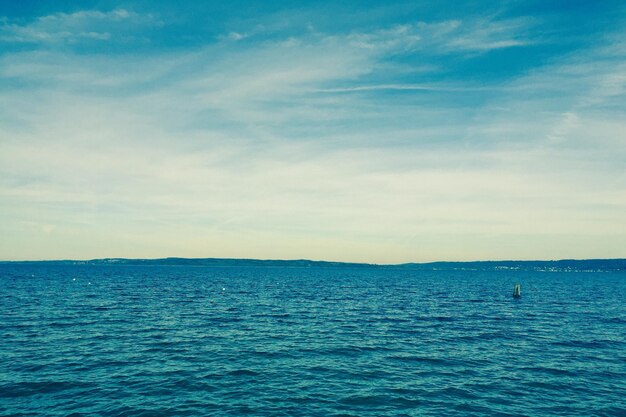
xmin=2 ymin=256 xmax=625 ymax=266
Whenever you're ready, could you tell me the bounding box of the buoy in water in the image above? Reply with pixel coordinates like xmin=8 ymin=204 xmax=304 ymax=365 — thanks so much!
xmin=513 ymin=283 xmax=521 ymax=298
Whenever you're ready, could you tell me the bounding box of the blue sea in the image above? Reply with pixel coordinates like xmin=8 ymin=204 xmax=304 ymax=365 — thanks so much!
xmin=1 ymin=265 xmax=625 ymax=416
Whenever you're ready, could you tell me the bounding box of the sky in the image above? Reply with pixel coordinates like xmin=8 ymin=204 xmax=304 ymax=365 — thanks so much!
xmin=1 ymin=1 xmax=625 ymax=263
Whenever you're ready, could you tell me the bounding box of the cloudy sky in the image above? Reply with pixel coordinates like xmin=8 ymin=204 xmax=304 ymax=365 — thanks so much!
xmin=1 ymin=1 xmax=625 ymax=263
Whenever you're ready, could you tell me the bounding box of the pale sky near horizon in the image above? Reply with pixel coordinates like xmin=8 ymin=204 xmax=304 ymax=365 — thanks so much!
xmin=1 ymin=1 xmax=625 ymax=263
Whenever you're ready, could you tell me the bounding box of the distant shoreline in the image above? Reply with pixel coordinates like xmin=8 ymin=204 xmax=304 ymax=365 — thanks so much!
xmin=1 ymin=257 xmax=625 ymax=272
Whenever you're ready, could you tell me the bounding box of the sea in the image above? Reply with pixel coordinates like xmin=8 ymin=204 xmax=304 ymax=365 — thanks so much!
xmin=1 ymin=264 xmax=625 ymax=416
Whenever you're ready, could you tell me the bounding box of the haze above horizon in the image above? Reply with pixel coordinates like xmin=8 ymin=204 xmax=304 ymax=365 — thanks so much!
xmin=1 ymin=1 xmax=625 ymax=263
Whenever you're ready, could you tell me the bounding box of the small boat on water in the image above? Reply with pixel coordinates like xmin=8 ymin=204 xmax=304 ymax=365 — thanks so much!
xmin=513 ymin=283 xmax=521 ymax=298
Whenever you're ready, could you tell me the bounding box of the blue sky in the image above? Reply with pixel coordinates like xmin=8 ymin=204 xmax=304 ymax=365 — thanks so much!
xmin=1 ymin=1 xmax=625 ymax=262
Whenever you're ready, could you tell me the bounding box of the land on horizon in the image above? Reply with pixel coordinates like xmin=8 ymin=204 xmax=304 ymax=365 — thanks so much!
xmin=3 ymin=257 xmax=626 ymax=272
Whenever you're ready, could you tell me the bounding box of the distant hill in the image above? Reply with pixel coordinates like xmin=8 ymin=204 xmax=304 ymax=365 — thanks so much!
xmin=2 ymin=257 xmax=626 ymax=271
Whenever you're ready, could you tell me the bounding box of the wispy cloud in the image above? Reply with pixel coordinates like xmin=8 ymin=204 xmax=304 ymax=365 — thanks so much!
xmin=315 ymin=83 xmax=493 ymax=93
xmin=441 ymin=17 xmax=534 ymax=51
xmin=333 ymin=17 xmax=535 ymax=55
xmin=220 ymin=31 xmax=249 ymax=41
xmin=0 ymin=8 xmax=153 ymax=44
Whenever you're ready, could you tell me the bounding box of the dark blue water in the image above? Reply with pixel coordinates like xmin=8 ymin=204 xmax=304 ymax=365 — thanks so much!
xmin=1 ymin=265 xmax=625 ymax=416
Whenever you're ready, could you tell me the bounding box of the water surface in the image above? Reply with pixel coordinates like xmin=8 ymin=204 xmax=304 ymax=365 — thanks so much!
xmin=1 ymin=265 xmax=624 ymax=416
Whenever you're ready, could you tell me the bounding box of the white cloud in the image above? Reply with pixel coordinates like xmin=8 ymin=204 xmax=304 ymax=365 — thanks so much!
xmin=224 ymin=31 xmax=248 ymax=41
xmin=332 ymin=17 xmax=534 ymax=55
xmin=315 ymin=83 xmax=491 ymax=93
xmin=0 ymin=8 xmax=150 ymax=44
xmin=441 ymin=17 xmax=534 ymax=51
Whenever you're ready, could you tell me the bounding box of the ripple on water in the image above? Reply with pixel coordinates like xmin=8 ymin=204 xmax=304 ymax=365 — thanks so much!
xmin=0 ymin=265 xmax=625 ymax=417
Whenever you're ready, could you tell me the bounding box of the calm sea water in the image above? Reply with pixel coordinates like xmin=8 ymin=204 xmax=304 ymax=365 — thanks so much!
xmin=1 ymin=265 xmax=624 ymax=416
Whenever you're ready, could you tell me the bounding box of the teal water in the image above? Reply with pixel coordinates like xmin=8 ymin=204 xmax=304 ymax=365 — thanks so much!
xmin=1 ymin=265 xmax=625 ymax=416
